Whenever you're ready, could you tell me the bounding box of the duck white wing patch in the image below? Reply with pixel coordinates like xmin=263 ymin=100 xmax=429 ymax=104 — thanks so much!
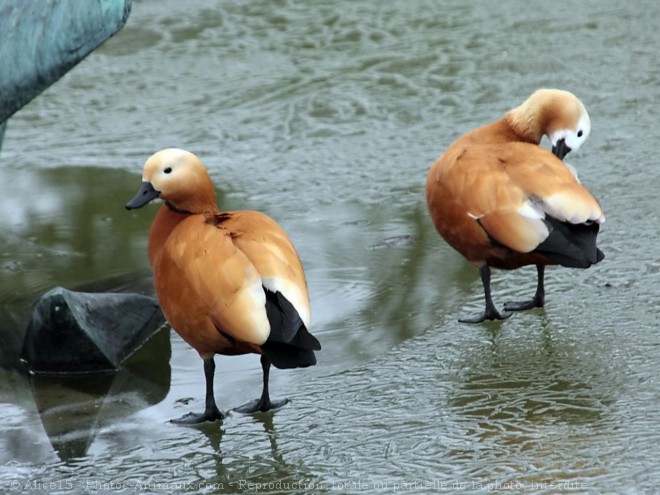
xmin=543 ymin=192 xmax=604 ymax=224
xmin=516 ymin=201 xmax=550 ymax=240
xmin=189 ymin=253 xmax=271 ymax=345
xmin=262 ymin=277 xmax=311 ymax=330
xmin=517 ymin=201 xmax=545 ymax=220
xmin=239 ymin=276 xmax=271 ymax=343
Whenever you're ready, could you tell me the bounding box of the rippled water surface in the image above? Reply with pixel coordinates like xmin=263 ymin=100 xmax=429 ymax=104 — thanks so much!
xmin=1 ymin=0 xmax=659 ymax=493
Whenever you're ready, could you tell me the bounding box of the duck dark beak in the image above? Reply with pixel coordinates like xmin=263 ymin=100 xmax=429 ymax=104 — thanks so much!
xmin=552 ymin=138 xmax=571 ymax=160
xmin=126 ymin=182 xmax=160 ymax=210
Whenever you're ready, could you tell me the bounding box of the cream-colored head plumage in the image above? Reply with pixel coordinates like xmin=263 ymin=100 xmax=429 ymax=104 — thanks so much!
xmin=140 ymin=148 xmax=217 ymax=214
xmin=508 ymin=89 xmax=591 ymax=155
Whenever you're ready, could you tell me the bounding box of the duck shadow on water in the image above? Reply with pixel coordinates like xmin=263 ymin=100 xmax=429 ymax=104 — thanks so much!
xmin=445 ymin=315 xmax=613 ymax=481
xmin=194 ymin=411 xmax=282 ymax=461
xmin=455 ymin=317 xmax=610 ymax=418
xmin=193 ymin=411 xmax=324 ymax=492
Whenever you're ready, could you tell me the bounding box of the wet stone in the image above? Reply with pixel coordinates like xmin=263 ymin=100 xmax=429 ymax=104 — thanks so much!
xmin=21 ymin=287 xmax=164 ymax=375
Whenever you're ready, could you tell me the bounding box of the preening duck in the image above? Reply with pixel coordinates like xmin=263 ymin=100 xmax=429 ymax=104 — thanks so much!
xmin=425 ymin=89 xmax=605 ymax=323
xmin=126 ymin=148 xmax=320 ymax=423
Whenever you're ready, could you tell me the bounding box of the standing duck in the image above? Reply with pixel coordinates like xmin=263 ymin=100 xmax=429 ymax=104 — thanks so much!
xmin=425 ymin=89 xmax=605 ymax=323
xmin=126 ymin=148 xmax=320 ymax=423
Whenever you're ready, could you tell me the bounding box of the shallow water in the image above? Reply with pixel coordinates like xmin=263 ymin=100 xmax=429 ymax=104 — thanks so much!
xmin=1 ymin=0 xmax=659 ymax=493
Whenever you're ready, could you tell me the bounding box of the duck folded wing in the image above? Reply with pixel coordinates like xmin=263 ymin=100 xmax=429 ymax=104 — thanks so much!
xmin=447 ymin=144 xmax=604 ymax=255
xmin=477 ymin=206 xmax=551 ymax=253
xmin=164 ymin=220 xmax=272 ymax=346
xmin=220 ymin=211 xmax=313 ymax=332
xmin=502 ymin=143 xmax=604 ymax=225
xmin=219 ymin=211 xmax=320 ymax=369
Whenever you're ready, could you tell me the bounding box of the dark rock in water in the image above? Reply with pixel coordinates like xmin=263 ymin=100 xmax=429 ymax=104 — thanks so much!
xmin=21 ymin=287 xmax=164 ymax=375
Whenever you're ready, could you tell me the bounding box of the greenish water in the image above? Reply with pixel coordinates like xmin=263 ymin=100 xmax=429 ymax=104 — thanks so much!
xmin=1 ymin=0 xmax=659 ymax=493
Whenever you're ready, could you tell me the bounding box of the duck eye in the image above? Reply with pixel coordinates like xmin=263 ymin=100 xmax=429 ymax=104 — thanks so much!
xmin=164 ymin=167 xmax=172 ymax=174
xmin=577 ymin=130 xmax=583 ymax=138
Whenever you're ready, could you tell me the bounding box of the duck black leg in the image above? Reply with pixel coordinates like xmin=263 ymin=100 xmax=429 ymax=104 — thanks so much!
xmin=234 ymin=355 xmax=289 ymax=414
xmin=503 ymin=264 xmax=546 ymax=312
xmin=460 ymin=265 xmax=512 ymax=323
xmin=172 ymin=356 xmax=225 ymax=425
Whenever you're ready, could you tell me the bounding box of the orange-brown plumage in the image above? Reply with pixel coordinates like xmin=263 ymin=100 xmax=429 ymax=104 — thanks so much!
xmin=425 ymin=89 xmax=604 ymax=322
xmin=126 ymin=148 xmax=319 ymax=422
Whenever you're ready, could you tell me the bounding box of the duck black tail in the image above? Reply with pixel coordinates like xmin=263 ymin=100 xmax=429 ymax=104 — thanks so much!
xmin=535 ymin=216 xmax=604 ymax=268
xmin=260 ymin=289 xmax=321 ymax=370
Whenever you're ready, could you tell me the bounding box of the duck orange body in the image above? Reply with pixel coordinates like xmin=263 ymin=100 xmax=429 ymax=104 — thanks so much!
xmin=426 ymin=89 xmax=605 ymax=322
xmin=127 ymin=148 xmax=320 ymax=423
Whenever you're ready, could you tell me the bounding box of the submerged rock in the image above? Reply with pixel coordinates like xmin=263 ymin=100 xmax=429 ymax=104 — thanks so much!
xmin=21 ymin=287 xmax=164 ymax=375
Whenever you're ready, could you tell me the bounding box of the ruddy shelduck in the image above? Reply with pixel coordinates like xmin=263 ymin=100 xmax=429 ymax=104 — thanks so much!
xmin=426 ymin=89 xmax=605 ymax=323
xmin=126 ymin=148 xmax=320 ymax=423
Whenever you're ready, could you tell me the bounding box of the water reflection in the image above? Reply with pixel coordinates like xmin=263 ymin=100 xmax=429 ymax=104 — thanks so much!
xmin=0 ymin=166 xmax=155 ymax=302
xmin=448 ymin=317 xmax=611 ymax=485
xmin=0 ymin=326 xmax=171 ymax=462
xmin=160 ymin=412 xmax=329 ymax=495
